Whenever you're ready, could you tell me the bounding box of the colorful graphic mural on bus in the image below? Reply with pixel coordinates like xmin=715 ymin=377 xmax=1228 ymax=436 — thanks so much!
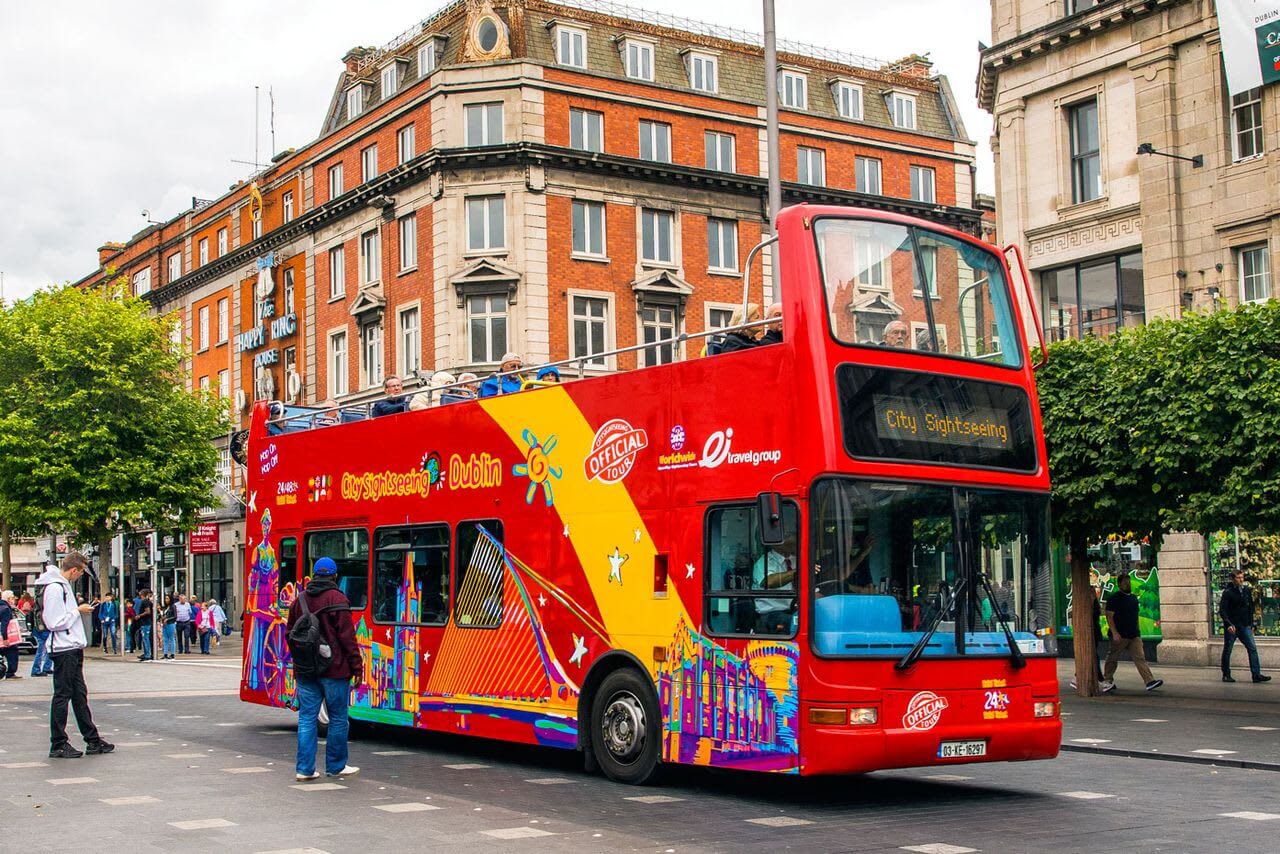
xmin=242 ymin=508 xmax=296 ymax=707
xmin=352 ymin=552 xmax=421 ymax=726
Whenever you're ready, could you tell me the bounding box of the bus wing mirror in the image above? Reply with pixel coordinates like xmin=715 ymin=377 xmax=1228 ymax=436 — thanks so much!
xmin=756 ymin=492 xmax=786 ymax=546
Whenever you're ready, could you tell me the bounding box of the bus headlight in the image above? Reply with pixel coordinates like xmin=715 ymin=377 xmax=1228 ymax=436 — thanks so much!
xmin=1033 ymin=701 xmax=1056 ymax=718
xmin=849 ymin=707 xmax=878 ymax=726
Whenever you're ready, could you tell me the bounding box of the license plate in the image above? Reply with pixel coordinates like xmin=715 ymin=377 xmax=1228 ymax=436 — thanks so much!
xmin=938 ymin=740 xmax=987 ymax=759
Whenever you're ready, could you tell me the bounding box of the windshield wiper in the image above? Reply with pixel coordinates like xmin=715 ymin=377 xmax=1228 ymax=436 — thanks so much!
xmin=896 ymin=576 xmax=966 ymax=672
xmin=976 ymin=571 xmax=1026 ymax=669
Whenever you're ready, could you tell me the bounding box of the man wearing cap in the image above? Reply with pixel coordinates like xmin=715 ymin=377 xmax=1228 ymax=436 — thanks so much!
xmin=37 ymin=553 xmax=114 ymax=758
xmin=287 ymin=556 xmax=362 ymax=781
xmin=479 ymin=352 xmax=528 ymax=397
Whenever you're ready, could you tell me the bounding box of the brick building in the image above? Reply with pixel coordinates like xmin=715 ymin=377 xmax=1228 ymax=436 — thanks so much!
xmin=76 ymin=0 xmax=982 ymax=608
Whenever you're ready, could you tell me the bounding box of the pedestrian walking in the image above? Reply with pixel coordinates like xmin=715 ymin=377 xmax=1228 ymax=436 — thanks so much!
xmin=124 ymin=597 xmax=136 ymax=653
xmin=29 ymin=568 xmax=56 ymax=677
xmin=197 ymin=601 xmax=215 ymax=654
xmin=160 ymin=594 xmax=177 ymax=659
xmin=98 ymin=593 xmax=119 ymax=655
xmin=288 ymin=556 xmax=361 ymax=781
xmin=1101 ymin=574 xmax=1163 ymax=692
xmin=38 ymin=553 xmax=114 ymax=758
xmin=135 ymin=590 xmax=155 ymax=662
xmin=174 ymin=594 xmax=193 ymax=654
xmin=1220 ymin=569 xmax=1272 ymax=683
xmin=1 ymin=591 xmax=23 ymax=679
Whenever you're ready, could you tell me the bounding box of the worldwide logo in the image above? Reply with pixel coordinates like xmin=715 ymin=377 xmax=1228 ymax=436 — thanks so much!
xmin=669 ymin=424 xmax=686 ymax=452
xmin=902 ymin=690 xmax=950 ymax=731
xmin=584 ymin=419 xmax=649 ymax=484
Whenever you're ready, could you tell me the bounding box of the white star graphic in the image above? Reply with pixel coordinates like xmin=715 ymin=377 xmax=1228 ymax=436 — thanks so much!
xmin=607 ymin=547 xmax=628 ymax=584
xmin=563 ymin=524 xmax=570 ymax=538
xmin=248 ymin=490 xmax=258 ymax=513
xmin=569 ymin=633 xmax=588 ymax=666
xmin=423 ymin=650 xmax=431 ymax=663
xmin=633 ymin=528 xmax=642 ymax=543
xmin=685 ymin=563 xmax=696 ymax=579
xmin=538 ymin=593 xmax=547 ymax=608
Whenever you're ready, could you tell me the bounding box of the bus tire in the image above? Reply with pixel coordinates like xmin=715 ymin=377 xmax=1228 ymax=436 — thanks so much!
xmin=590 ymin=668 xmax=662 ymax=785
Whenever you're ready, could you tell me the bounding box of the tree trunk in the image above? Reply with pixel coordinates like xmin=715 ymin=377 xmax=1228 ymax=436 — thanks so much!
xmin=1 ymin=521 xmax=11 ymax=593
xmin=1069 ymin=528 xmax=1100 ymax=698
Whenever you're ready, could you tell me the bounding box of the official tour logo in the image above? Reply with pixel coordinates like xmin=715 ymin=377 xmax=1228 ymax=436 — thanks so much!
xmin=902 ymin=691 xmax=950 ymax=731
xmin=584 ymin=419 xmax=649 ymax=484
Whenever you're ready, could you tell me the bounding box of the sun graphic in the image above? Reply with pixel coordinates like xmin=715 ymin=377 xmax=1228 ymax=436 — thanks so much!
xmin=512 ymin=428 xmax=562 ymax=506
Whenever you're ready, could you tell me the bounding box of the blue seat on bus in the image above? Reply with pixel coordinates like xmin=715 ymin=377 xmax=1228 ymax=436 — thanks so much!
xmin=439 ymin=393 xmax=472 ymax=406
xmin=813 ymin=594 xmax=908 ymax=655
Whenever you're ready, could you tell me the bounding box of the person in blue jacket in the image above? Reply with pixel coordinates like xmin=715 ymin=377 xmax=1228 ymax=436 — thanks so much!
xmin=479 ymin=353 xmax=528 ymax=397
xmin=535 ymin=366 xmax=561 ymax=384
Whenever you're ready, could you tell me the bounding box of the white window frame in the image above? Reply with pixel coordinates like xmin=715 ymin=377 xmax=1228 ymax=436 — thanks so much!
xmin=639 ymin=303 xmax=680 ymax=367
xmin=704 ymin=131 xmax=735 ymax=172
xmin=132 ymin=267 xmax=151 ymax=296
xmin=467 ymin=294 xmax=508 ymax=365
xmin=346 ymin=85 xmax=365 ymax=119
xmin=910 ymin=321 xmax=947 ymax=351
xmin=167 ymin=252 xmax=181 ymax=283
xmin=833 ymin=80 xmax=863 ymax=120
xmin=623 ymin=38 xmax=655 ymax=82
xmin=397 ymin=123 xmax=416 ymax=165
xmin=910 ymin=165 xmax=936 ymax=203
xmin=706 ymin=217 xmax=739 ymax=274
xmin=1231 ymin=87 xmax=1264 ymax=163
xmin=360 ymin=320 xmax=384 ymax=390
xmin=797 ymin=146 xmax=826 ymax=187
xmin=779 ymin=70 xmax=808 ymax=110
xmin=640 ymin=208 xmax=675 ymax=266
xmin=568 ymin=290 xmax=615 ymax=369
xmin=380 ymin=62 xmax=399 ymax=99
xmin=328 ymin=329 xmax=349 ymax=398
xmin=570 ymin=107 xmax=604 ymax=152
xmin=359 ymin=228 xmax=381 ymax=286
xmin=397 ymin=303 xmax=421 ymax=377
xmin=705 ymin=302 xmax=737 ymax=335
xmin=252 ymin=210 xmax=262 ymax=240
xmin=282 ymin=190 xmax=294 ymax=223
xmin=361 ymin=144 xmax=378 ymax=183
xmin=464 ymin=102 xmax=504 ymax=146
xmin=398 ymin=213 xmax=417 ymax=272
xmin=889 ymin=91 xmax=917 ymax=129
xmin=556 ymin=24 xmax=587 ymax=69
xmin=855 ymin=240 xmax=887 ymax=290
xmin=217 ymin=227 xmax=227 ymax=257
xmin=329 ymin=244 xmax=346 ymax=300
xmin=198 ymin=239 xmax=209 ymax=266
xmin=417 ymin=41 xmax=437 ymax=77
xmin=465 ymin=195 xmax=506 ymax=253
xmin=218 ymin=369 xmax=230 ymax=400
xmin=571 ymin=199 xmax=607 ymax=259
xmin=856 ymin=156 xmax=882 ymax=195
xmin=1238 ymin=243 xmax=1272 ymax=304
xmin=198 ymin=305 xmax=210 ymax=351
xmin=639 ymin=120 xmax=672 ymax=163
xmin=328 ymin=163 xmax=344 ymax=200
xmin=283 ymin=267 xmax=295 ymax=315
xmin=199 ymin=375 xmax=210 ymax=393
xmin=217 ymin=297 xmax=229 ymax=344
xmin=687 ymin=51 xmax=718 ymax=93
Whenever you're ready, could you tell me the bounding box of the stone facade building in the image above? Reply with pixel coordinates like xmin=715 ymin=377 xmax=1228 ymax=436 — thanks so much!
xmin=980 ymin=0 xmax=1279 ymax=666
xmin=75 ymin=0 xmax=981 ymax=612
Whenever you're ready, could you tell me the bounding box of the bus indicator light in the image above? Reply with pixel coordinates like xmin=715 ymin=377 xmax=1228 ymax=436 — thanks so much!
xmin=809 ymin=708 xmax=847 ymax=726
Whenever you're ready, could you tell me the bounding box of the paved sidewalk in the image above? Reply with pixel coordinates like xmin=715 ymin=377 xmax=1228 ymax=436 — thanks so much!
xmin=1057 ymin=658 xmax=1280 ymax=770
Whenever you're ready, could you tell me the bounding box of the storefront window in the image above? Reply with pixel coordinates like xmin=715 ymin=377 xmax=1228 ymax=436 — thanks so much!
xmin=192 ymin=552 xmax=233 ymax=613
xmin=1053 ymin=538 xmax=1161 ymax=640
xmin=1209 ymin=530 xmax=1280 ymax=637
xmin=1041 ymin=251 xmax=1144 ymax=341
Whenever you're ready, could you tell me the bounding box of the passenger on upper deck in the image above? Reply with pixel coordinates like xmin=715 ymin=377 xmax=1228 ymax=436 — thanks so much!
xmin=456 ymin=373 xmax=480 ymax=399
xmin=881 ymin=320 xmax=909 ymax=348
xmin=479 ymin=353 xmax=527 ymax=397
xmin=759 ymin=303 xmax=783 ymax=346
xmin=371 ymin=376 xmax=408 ymax=417
xmin=535 ymin=366 xmax=561 ymax=384
xmin=719 ymin=304 xmax=763 ymax=354
xmin=315 ymin=399 xmax=340 ymax=427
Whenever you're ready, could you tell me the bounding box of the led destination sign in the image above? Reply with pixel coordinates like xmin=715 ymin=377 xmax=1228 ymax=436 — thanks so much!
xmin=837 ymin=365 xmax=1037 ymax=472
xmin=874 ymin=395 xmax=1011 ymax=450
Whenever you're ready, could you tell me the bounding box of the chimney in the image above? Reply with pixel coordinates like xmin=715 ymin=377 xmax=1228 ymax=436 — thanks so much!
xmin=342 ymin=46 xmax=373 ymax=75
xmin=889 ymin=53 xmax=933 ymax=79
xmin=98 ymin=242 xmax=124 ymax=266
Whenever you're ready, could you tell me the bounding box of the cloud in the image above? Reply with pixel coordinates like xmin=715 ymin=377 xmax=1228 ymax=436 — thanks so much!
xmin=0 ymin=0 xmax=991 ymax=302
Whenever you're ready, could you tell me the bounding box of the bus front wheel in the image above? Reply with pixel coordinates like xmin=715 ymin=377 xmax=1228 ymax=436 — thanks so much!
xmin=591 ymin=669 xmax=661 ymax=785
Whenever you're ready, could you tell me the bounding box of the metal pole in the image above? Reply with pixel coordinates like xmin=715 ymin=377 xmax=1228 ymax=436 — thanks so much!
xmin=763 ymin=0 xmax=781 ymax=235
xmin=116 ymin=534 xmax=125 ymax=658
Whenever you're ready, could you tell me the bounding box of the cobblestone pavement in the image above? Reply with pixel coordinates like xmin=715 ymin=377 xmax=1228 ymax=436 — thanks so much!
xmin=1 ymin=657 xmax=1277 ymax=853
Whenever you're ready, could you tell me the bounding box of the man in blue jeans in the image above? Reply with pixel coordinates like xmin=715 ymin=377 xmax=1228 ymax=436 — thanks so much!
xmin=1221 ymin=570 xmax=1273 ymax=684
xmin=287 ymin=557 xmax=361 ymax=781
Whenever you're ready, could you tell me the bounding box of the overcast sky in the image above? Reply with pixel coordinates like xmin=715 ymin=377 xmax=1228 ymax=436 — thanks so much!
xmin=0 ymin=0 xmax=993 ymax=302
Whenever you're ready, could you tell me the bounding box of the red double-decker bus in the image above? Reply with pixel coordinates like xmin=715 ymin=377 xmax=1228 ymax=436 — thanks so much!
xmin=239 ymin=204 xmax=1059 ymax=783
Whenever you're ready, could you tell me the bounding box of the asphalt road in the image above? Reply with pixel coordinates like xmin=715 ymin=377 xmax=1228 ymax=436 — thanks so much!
xmin=1 ymin=658 xmax=1277 ymax=853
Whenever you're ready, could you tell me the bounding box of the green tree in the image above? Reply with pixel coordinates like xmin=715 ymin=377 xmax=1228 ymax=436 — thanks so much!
xmin=0 ymin=278 xmax=227 ymax=582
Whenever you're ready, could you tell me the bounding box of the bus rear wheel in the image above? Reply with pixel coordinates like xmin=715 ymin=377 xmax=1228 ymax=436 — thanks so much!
xmin=590 ymin=669 xmax=661 ymax=785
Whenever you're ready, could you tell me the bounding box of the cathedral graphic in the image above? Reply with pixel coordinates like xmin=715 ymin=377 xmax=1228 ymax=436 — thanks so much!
xmin=353 ymin=553 xmax=421 ymax=726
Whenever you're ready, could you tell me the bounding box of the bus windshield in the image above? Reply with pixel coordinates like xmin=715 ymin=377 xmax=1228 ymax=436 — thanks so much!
xmin=814 ymin=218 xmax=1022 ymax=368
xmin=811 ymin=478 xmax=1054 ymax=658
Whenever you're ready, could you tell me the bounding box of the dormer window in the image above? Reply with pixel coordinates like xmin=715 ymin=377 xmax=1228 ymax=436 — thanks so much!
xmin=346 ymin=83 xmax=368 ymax=119
xmin=685 ymin=51 xmax=718 ymax=93
xmin=416 ymin=35 xmax=447 ymax=78
xmin=555 ymin=24 xmax=587 ymax=69
xmin=832 ymin=80 xmax=863 ymax=120
xmin=380 ymin=60 xmax=405 ymax=99
xmin=779 ymin=69 xmax=807 ymax=110
xmin=622 ymin=37 xmax=655 ymax=81
xmin=888 ymin=91 xmax=917 ymax=129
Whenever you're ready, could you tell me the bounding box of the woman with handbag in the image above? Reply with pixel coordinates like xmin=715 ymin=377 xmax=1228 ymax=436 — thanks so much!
xmin=0 ymin=590 xmax=23 ymax=679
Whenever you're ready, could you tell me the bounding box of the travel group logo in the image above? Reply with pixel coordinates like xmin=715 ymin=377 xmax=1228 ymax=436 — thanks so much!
xmin=698 ymin=428 xmax=782 ymax=470
xmin=902 ymin=690 xmax=949 ymax=731
xmin=584 ymin=418 xmax=649 ymax=484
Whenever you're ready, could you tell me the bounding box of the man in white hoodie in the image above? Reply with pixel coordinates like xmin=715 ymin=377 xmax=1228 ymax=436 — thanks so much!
xmin=38 ymin=553 xmax=114 ymax=759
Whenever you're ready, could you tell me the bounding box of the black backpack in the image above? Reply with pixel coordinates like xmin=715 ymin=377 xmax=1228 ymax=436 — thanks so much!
xmin=287 ymin=589 xmax=338 ymax=680
xmin=32 ymin=581 xmax=67 ymax=634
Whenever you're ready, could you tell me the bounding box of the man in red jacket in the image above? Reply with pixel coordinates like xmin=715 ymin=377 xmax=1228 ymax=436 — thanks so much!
xmin=287 ymin=556 xmax=362 ymax=781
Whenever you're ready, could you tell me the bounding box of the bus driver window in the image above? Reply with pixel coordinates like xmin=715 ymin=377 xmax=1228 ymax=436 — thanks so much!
xmin=705 ymin=503 xmax=799 ymax=637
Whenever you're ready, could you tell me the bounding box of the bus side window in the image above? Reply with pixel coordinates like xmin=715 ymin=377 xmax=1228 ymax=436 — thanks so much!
xmin=454 ymin=520 xmax=504 ymax=628
xmin=278 ymin=537 xmax=297 ymax=594
xmin=704 ymin=503 xmax=799 ymax=638
xmin=373 ymin=524 xmax=450 ymax=626
xmin=303 ymin=528 xmax=370 ymax=609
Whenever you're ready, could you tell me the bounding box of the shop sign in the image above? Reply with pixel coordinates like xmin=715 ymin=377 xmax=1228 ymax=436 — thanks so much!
xmin=1220 ymin=1 xmax=1280 ymax=96
xmin=190 ymin=523 xmax=221 ymax=554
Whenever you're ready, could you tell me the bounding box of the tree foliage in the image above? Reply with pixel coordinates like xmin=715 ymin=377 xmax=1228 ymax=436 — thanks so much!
xmin=0 ymin=279 xmax=227 ymax=556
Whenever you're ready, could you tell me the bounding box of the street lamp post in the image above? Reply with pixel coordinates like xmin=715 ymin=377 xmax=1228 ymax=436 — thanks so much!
xmin=763 ymin=0 xmax=781 ymax=234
